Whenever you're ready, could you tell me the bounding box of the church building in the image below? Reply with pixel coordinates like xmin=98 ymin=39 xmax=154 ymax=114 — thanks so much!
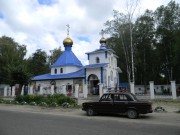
xmin=31 ymin=31 xmax=121 ymax=98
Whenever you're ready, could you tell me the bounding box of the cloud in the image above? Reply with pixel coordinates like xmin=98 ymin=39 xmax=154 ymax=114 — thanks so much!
xmin=0 ymin=0 xmax=177 ymax=65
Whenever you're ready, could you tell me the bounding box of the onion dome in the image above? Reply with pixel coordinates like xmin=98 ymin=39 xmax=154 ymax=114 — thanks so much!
xmin=63 ymin=35 xmax=73 ymax=46
xmin=99 ymin=37 xmax=106 ymax=44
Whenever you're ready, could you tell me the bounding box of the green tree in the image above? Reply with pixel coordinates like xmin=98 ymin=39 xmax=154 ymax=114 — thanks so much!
xmin=0 ymin=36 xmax=29 ymax=85
xmin=154 ymin=0 xmax=180 ymax=83
xmin=104 ymin=10 xmax=136 ymax=84
xmin=173 ymin=31 xmax=180 ymax=83
xmin=27 ymin=49 xmax=49 ymax=76
xmin=49 ymin=47 xmax=63 ymax=65
xmin=134 ymin=10 xmax=156 ymax=84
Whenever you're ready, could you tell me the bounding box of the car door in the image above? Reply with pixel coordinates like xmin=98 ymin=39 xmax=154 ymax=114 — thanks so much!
xmin=95 ymin=94 xmax=114 ymax=113
xmin=113 ymin=94 xmax=129 ymax=113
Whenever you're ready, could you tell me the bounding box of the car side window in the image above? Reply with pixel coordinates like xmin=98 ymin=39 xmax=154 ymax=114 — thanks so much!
xmin=100 ymin=94 xmax=112 ymax=102
xmin=114 ymin=94 xmax=128 ymax=101
xmin=114 ymin=94 xmax=120 ymax=101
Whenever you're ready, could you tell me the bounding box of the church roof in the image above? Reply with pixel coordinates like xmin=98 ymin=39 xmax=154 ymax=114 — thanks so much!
xmin=31 ymin=69 xmax=85 ymax=81
xmin=84 ymin=63 xmax=108 ymax=69
xmin=50 ymin=46 xmax=83 ymax=68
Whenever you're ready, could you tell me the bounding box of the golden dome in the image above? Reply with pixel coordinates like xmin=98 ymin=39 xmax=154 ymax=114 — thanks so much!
xmin=99 ymin=37 xmax=106 ymax=44
xmin=63 ymin=36 xmax=73 ymax=46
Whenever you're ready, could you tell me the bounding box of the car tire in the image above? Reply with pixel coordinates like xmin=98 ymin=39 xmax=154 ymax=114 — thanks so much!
xmin=87 ymin=108 xmax=95 ymax=116
xmin=127 ymin=109 xmax=138 ymax=119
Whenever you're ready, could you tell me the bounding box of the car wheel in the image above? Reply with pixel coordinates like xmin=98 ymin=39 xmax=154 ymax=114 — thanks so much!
xmin=87 ymin=108 xmax=95 ymax=116
xmin=127 ymin=109 xmax=138 ymax=119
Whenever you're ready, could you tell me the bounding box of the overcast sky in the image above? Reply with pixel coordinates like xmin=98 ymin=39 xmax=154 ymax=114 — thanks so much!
xmin=0 ymin=0 xmax=179 ymax=65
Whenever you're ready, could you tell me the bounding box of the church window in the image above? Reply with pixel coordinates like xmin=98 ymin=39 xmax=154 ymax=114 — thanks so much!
xmin=54 ymin=68 xmax=57 ymax=74
xmin=60 ymin=68 xmax=63 ymax=73
xmin=96 ymin=57 xmax=100 ymax=63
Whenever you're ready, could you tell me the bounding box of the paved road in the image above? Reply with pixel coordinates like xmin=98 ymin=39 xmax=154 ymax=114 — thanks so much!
xmin=0 ymin=109 xmax=179 ymax=135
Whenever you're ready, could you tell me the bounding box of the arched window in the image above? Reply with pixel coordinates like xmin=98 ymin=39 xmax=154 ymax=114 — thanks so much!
xmin=60 ymin=68 xmax=63 ymax=73
xmin=54 ymin=68 xmax=57 ymax=74
xmin=96 ymin=57 xmax=100 ymax=63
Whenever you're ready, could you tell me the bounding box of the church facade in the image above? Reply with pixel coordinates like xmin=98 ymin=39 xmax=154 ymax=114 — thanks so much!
xmin=31 ymin=34 xmax=121 ymax=98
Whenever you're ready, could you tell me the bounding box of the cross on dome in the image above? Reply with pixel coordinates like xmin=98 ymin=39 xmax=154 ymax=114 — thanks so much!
xmin=63 ymin=24 xmax=73 ymax=46
xmin=66 ymin=24 xmax=70 ymax=35
xmin=99 ymin=29 xmax=106 ymax=44
xmin=100 ymin=29 xmax=105 ymax=37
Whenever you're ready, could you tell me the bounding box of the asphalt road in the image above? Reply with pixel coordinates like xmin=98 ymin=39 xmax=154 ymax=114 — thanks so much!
xmin=0 ymin=110 xmax=179 ymax=135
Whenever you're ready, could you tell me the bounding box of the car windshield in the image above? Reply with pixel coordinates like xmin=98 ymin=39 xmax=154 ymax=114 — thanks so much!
xmin=129 ymin=93 xmax=138 ymax=101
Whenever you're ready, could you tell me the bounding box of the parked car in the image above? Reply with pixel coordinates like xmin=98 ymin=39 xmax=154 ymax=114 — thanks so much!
xmin=82 ymin=92 xmax=153 ymax=119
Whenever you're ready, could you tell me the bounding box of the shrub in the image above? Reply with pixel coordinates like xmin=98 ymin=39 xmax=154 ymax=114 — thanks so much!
xmin=15 ymin=94 xmax=76 ymax=107
xmin=5 ymin=100 xmax=12 ymax=104
xmin=50 ymin=102 xmax=58 ymax=107
xmin=0 ymin=99 xmax=4 ymax=103
xmin=30 ymin=102 xmax=37 ymax=106
xmin=39 ymin=102 xmax=48 ymax=107
xmin=21 ymin=101 xmax=27 ymax=105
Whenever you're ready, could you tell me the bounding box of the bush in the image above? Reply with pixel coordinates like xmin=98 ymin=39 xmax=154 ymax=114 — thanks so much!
xmin=0 ymin=99 xmax=4 ymax=103
xmin=15 ymin=94 xmax=76 ymax=107
xmin=29 ymin=102 xmax=37 ymax=106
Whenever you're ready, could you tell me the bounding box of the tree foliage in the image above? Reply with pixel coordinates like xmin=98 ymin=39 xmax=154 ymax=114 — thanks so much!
xmin=154 ymin=0 xmax=180 ymax=83
xmin=27 ymin=49 xmax=49 ymax=76
xmin=0 ymin=35 xmax=64 ymax=86
xmin=104 ymin=0 xmax=180 ymax=84
xmin=49 ymin=47 xmax=63 ymax=65
xmin=0 ymin=36 xmax=29 ymax=85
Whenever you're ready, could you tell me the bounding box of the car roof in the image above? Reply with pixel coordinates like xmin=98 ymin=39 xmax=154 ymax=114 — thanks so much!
xmin=104 ymin=91 xmax=131 ymax=95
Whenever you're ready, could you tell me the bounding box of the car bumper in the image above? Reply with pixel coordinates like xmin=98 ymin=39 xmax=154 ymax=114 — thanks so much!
xmin=141 ymin=109 xmax=153 ymax=114
xmin=148 ymin=110 xmax=153 ymax=113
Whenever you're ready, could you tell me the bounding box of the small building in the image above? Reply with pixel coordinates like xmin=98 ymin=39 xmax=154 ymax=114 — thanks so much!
xmin=31 ymin=33 xmax=121 ymax=97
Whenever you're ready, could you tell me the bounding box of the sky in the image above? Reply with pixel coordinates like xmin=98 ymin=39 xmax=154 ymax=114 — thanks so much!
xmin=0 ymin=0 xmax=179 ymax=65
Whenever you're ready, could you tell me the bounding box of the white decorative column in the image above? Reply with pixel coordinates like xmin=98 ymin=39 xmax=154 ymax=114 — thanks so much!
xmin=103 ymin=87 xmax=107 ymax=94
xmin=150 ymin=81 xmax=155 ymax=99
xmin=99 ymin=84 xmax=103 ymax=97
xmin=8 ymin=87 xmax=11 ymax=96
xmin=51 ymin=85 xmax=54 ymax=95
xmin=171 ymin=81 xmax=177 ymax=100
xmin=29 ymin=86 xmax=33 ymax=95
xmin=4 ymin=87 xmax=7 ymax=97
xmin=40 ymin=86 xmax=43 ymax=95
xmin=62 ymin=85 xmax=66 ymax=95
xmin=12 ymin=86 xmax=15 ymax=97
xmin=83 ymin=84 xmax=87 ymax=98
xmin=75 ymin=84 xmax=79 ymax=98
xmin=21 ymin=85 xmax=24 ymax=95
xmin=130 ymin=82 xmax=135 ymax=94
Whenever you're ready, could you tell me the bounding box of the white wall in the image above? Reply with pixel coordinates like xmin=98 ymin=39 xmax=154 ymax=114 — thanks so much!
xmin=36 ymin=81 xmax=51 ymax=87
xmin=89 ymin=52 xmax=108 ymax=64
xmin=86 ymin=68 xmax=101 ymax=80
xmin=87 ymin=51 xmax=118 ymax=88
xmin=55 ymin=80 xmax=74 ymax=86
xmin=51 ymin=66 xmax=81 ymax=75
xmin=134 ymin=85 xmax=172 ymax=94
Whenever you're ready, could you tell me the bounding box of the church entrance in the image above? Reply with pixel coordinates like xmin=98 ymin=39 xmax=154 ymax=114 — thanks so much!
xmin=88 ymin=74 xmax=99 ymax=95
xmin=66 ymin=84 xmax=72 ymax=96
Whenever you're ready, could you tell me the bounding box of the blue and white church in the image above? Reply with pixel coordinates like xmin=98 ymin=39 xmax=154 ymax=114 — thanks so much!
xmin=31 ymin=32 xmax=121 ymax=98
